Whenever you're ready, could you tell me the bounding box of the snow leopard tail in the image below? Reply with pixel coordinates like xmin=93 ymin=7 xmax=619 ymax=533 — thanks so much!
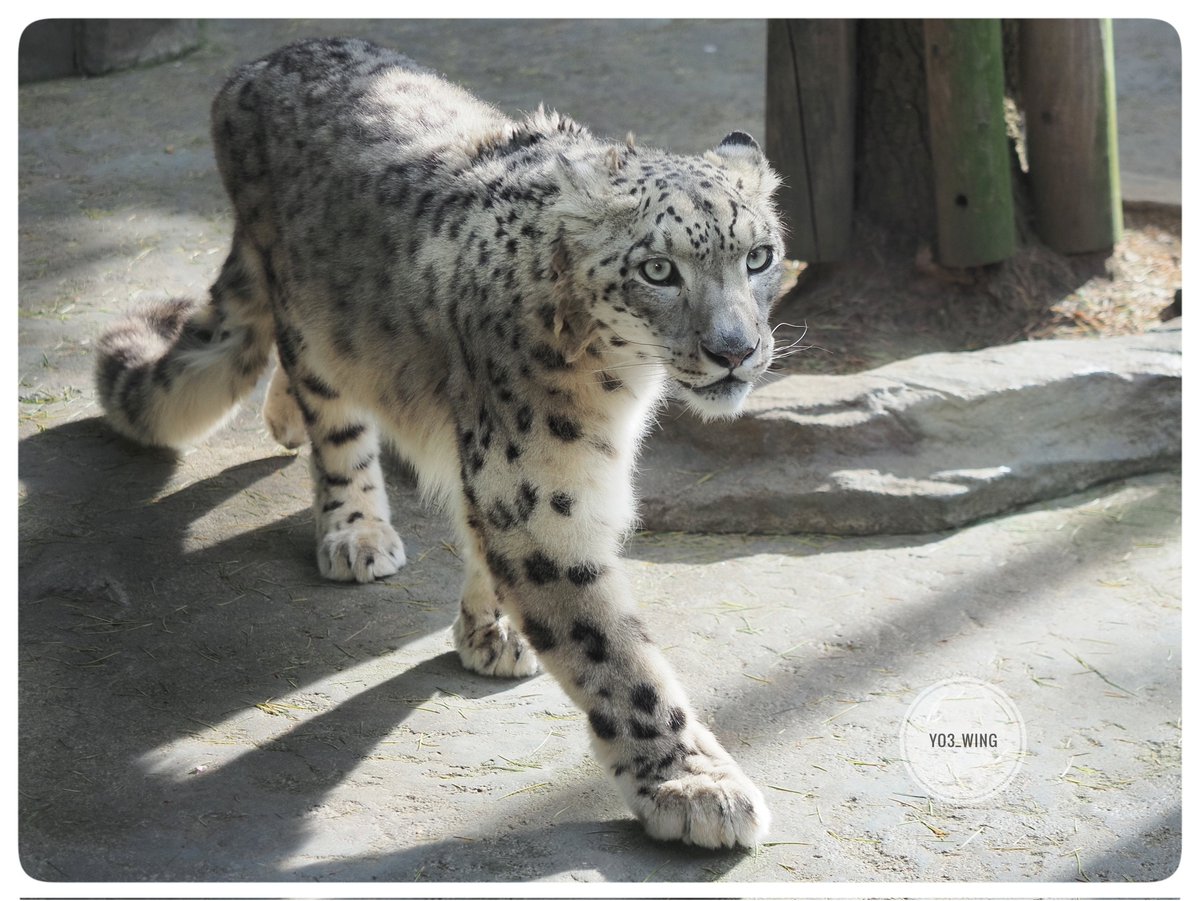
xmin=95 ymin=235 xmax=275 ymax=450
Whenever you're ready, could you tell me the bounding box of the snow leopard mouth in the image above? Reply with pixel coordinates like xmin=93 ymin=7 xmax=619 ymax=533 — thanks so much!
xmin=674 ymin=372 xmax=755 ymax=414
xmin=686 ymin=372 xmax=748 ymax=397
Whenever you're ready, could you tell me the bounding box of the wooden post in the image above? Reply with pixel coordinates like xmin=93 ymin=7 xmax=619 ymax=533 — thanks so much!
xmin=923 ymin=19 xmax=1016 ymax=267
xmin=765 ymin=20 xmax=856 ymax=262
xmin=1020 ymin=19 xmax=1122 ymax=253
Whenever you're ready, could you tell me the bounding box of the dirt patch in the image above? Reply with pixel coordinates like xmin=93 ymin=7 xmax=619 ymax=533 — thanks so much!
xmin=772 ymin=202 xmax=1181 ymax=374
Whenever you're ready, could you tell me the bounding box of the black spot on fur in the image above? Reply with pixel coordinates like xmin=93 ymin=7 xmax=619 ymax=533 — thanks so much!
xmin=668 ymin=706 xmax=687 ymax=733
xmin=588 ymin=710 xmax=618 ymax=741
xmin=505 ymin=442 xmax=522 ymax=463
xmin=597 ymin=372 xmax=624 ymax=392
xmin=567 ymin=562 xmax=604 ymax=587
xmin=516 ymin=404 xmax=534 ymax=433
xmin=276 ymin=326 xmax=303 ymax=372
xmin=630 ymin=683 xmax=658 ymax=714
xmin=522 ymin=615 xmax=556 ymax=652
xmin=547 ymin=413 xmax=582 ymax=442
xmin=549 ymin=491 xmax=573 ymax=516
xmin=486 ymin=550 xmax=517 ymax=586
xmin=570 ymin=619 xmax=608 ymax=663
xmin=531 ymin=343 xmax=569 ymax=370
xmin=515 ymin=481 xmax=538 ymax=521
xmin=325 ymin=423 xmax=366 ymax=446
xmin=655 ymin=744 xmax=684 ymax=772
xmin=630 ymin=719 xmax=661 ymax=740
xmin=118 ymin=365 xmax=150 ymax=424
xmin=322 ymin=500 xmax=344 ymax=513
xmin=150 ymin=355 xmax=178 ymax=390
xmin=295 ymin=393 xmax=318 ymax=425
xmin=524 ymin=551 xmax=559 ymax=584
xmin=300 ymin=373 xmax=339 ymax=399
xmin=487 ymin=500 xmax=517 ymax=531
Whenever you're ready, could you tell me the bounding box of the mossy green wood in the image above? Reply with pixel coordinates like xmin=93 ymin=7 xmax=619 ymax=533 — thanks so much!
xmin=765 ymin=20 xmax=856 ymax=261
xmin=1020 ymin=19 xmax=1123 ymax=253
xmin=923 ymin=20 xmax=1016 ymax=267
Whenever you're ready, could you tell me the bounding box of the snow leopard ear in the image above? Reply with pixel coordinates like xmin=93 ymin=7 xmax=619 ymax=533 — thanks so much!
xmin=554 ymin=152 xmax=638 ymax=225
xmin=715 ymin=130 xmax=763 ymax=160
xmin=555 ymin=152 xmax=605 ymax=198
xmin=707 ymin=131 xmax=780 ymax=197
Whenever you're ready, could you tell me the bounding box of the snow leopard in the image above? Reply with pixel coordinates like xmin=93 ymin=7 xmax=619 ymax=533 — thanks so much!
xmin=95 ymin=38 xmax=784 ymax=849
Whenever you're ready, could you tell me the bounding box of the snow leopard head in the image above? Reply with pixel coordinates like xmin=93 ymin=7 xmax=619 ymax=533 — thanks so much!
xmin=553 ymin=131 xmax=785 ymax=420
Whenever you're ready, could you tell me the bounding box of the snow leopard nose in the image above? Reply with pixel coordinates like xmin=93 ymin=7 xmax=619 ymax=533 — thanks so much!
xmin=701 ymin=337 xmax=759 ymax=370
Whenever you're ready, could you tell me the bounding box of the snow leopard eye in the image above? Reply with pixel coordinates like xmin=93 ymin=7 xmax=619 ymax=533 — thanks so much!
xmin=639 ymin=258 xmax=677 ymax=285
xmin=746 ymin=246 xmax=774 ymax=274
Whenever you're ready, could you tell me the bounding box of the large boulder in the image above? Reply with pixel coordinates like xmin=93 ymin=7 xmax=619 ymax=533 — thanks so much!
xmin=639 ymin=322 xmax=1181 ymax=534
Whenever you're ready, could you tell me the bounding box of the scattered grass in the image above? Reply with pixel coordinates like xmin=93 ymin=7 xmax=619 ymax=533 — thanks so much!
xmin=497 ymin=780 xmax=552 ymax=800
xmin=1060 ymin=763 xmax=1133 ymax=791
xmin=1063 ymin=846 xmax=1089 ymax=881
xmin=253 ymin=698 xmax=316 ymax=718
xmin=822 ymin=701 xmax=861 ymax=724
xmin=911 ymin=817 xmax=950 ymax=838
xmin=1065 ymin=649 xmax=1137 ymax=696
xmin=767 ymin=784 xmax=807 ymax=795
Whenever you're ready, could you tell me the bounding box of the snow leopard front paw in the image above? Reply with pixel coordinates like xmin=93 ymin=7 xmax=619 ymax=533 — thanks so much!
xmin=452 ymin=610 xmax=541 ymax=678
xmin=619 ymin=723 xmax=770 ymax=849
xmin=317 ymin=518 xmax=406 ymax=583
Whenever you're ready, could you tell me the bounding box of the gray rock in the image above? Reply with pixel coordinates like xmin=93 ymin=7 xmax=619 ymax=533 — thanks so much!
xmin=77 ymin=20 xmax=200 ymax=77
xmin=19 ymin=19 xmax=200 ymax=83
xmin=638 ymin=323 xmax=1181 ymax=534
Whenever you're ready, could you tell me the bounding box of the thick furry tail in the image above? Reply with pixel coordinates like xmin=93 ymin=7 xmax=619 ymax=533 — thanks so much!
xmin=95 ymin=241 xmax=274 ymax=449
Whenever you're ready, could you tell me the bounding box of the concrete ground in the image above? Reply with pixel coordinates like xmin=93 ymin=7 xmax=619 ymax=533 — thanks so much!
xmin=17 ymin=18 xmax=1182 ymax=887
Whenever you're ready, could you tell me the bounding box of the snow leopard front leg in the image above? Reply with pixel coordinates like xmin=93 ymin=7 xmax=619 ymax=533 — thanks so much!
xmin=460 ymin=438 xmax=769 ymax=849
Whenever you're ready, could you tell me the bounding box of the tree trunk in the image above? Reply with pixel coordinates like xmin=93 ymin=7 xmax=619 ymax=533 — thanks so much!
xmin=853 ymin=20 xmax=938 ymax=248
xmin=923 ymin=20 xmax=1016 ymax=266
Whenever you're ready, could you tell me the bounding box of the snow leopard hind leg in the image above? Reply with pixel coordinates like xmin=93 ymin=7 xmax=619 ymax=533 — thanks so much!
xmin=450 ymin=524 xmax=541 ymax=679
xmin=271 ymin=342 xmax=406 ymax=584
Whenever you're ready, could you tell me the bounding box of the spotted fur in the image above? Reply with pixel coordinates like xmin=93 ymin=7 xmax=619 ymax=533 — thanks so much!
xmin=94 ymin=38 xmax=784 ymax=849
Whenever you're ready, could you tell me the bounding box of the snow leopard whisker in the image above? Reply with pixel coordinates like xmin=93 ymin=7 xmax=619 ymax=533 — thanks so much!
xmin=609 ymin=337 xmax=672 ymax=351
xmin=771 ymin=320 xmax=808 ymax=336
